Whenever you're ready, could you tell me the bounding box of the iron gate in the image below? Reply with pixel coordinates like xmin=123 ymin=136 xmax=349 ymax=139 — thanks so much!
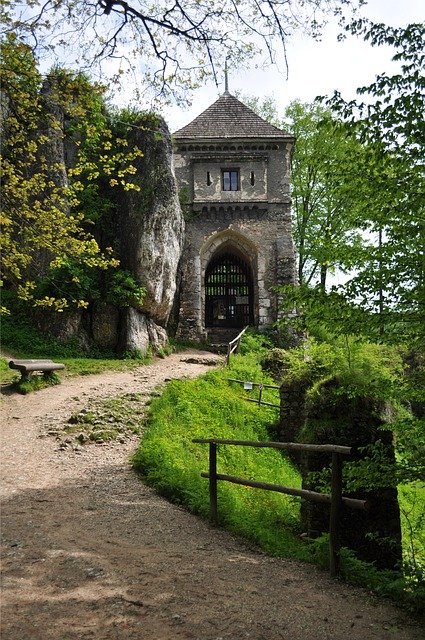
xmin=205 ymin=253 xmax=253 ymax=327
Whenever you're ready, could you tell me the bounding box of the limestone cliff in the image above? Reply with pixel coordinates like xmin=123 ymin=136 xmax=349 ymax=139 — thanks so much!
xmin=28 ymin=98 xmax=184 ymax=355
xmin=115 ymin=115 xmax=185 ymax=353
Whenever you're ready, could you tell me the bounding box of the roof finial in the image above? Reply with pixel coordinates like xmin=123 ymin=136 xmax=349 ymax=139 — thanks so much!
xmin=224 ymin=58 xmax=230 ymax=95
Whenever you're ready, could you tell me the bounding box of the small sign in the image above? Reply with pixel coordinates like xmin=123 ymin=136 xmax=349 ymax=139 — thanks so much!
xmin=243 ymin=381 xmax=253 ymax=390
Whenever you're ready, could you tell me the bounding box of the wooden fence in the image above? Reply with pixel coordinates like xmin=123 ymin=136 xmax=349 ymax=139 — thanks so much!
xmin=228 ymin=378 xmax=280 ymax=408
xmin=192 ymin=438 xmax=367 ymax=576
xmin=225 ymin=326 xmax=249 ymax=365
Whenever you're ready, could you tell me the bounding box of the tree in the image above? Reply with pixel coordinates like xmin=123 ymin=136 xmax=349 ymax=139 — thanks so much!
xmin=0 ymin=35 xmax=142 ymax=312
xmin=323 ymin=20 xmax=425 ymax=344
xmin=282 ymin=101 xmax=366 ymax=288
xmin=241 ymin=96 xmax=367 ymax=289
xmin=1 ymin=0 xmax=362 ymax=101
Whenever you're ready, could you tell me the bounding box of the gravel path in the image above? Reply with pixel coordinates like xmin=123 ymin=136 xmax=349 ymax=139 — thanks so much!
xmin=1 ymin=350 xmax=423 ymax=640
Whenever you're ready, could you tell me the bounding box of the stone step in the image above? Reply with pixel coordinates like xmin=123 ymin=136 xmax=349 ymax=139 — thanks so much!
xmin=206 ymin=328 xmax=243 ymax=347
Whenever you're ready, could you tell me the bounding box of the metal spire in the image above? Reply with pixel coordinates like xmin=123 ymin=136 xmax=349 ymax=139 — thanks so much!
xmin=223 ymin=58 xmax=230 ymax=95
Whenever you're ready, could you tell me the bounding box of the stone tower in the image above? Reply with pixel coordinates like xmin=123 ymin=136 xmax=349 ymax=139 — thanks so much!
xmin=173 ymin=91 xmax=296 ymax=342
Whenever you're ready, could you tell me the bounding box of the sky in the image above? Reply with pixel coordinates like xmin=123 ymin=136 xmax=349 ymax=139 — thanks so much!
xmin=163 ymin=0 xmax=424 ymax=132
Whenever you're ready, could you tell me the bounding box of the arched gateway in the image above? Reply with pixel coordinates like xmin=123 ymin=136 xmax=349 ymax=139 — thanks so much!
xmin=205 ymin=252 xmax=254 ymax=328
xmin=173 ymin=90 xmax=297 ymax=342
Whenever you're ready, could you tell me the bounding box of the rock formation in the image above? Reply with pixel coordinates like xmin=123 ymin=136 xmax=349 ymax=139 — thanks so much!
xmin=116 ymin=115 xmax=185 ymax=353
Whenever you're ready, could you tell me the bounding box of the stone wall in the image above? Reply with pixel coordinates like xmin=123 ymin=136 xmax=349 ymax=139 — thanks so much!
xmin=277 ymin=374 xmax=402 ymax=571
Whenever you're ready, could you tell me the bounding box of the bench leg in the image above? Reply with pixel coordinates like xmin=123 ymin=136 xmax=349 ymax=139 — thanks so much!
xmin=43 ymin=371 xmax=57 ymax=379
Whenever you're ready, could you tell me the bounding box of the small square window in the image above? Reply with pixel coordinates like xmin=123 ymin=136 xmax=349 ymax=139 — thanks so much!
xmin=222 ymin=169 xmax=239 ymax=191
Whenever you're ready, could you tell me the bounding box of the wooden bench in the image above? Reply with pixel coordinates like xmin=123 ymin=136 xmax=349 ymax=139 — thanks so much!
xmin=9 ymin=359 xmax=65 ymax=382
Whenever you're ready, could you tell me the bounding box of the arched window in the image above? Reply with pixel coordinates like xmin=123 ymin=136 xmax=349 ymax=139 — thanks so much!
xmin=205 ymin=253 xmax=253 ymax=327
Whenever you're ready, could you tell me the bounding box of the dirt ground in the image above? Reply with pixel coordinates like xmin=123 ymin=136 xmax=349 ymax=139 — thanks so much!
xmin=1 ymin=350 xmax=423 ymax=640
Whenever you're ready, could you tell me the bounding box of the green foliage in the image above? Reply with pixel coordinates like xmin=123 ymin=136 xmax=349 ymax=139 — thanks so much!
xmin=339 ymin=546 xmax=425 ymax=616
xmin=239 ymin=329 xmax=273 ymax=356
xmin=395 ymin=417 xmax=425 ymax=484
xmin=122 ymin=348 xmax=152 ymax=362
xmin=0 ymin=37 xmax=144 ymax=313
xmin=246 ymin=25 xmax=425 ymax=345
xmin=1 ymin=294 xmax=87 ymax=359
xmin=33 ymin=259 xmax=146 ymax=310
xmin=265 ymin=336 xmax=403 ymax=400
xmin=35 ymin=260 xmax=101 ymax=307
xmin=322 ymin=21 xmax=425 ymax=345
xmin=399 ymin=483 xmax=425 ymax=599
xmin=178 ymin=186 xmax=191 ymax=220
xmin=12 ymin=372 xmax=61 ymax=395
xmin=343 ymin=441 xmax=399 ymax=492
xmin=132 ymin=357 xmax=307 ymax=559
xmin=105 ymin=269 xmax=146 ymax=309
xmin=282 ymin=100 xmax=367 ymax=288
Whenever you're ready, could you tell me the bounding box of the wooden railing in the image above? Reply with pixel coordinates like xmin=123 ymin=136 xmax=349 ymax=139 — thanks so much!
xmin=226 ymin=326 xmax=249 ymax=365
xmin=192 ymin=438 xmax=367 ymax=576
xmin=228 ymin=378 xmax=280 ymax=408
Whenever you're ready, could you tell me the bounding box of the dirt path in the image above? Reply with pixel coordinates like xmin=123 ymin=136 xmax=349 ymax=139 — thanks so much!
xmin=1 ymin=350 xmax=423 ymax=640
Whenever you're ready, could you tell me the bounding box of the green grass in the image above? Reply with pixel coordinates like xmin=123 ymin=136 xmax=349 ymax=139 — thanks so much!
xmin=0 ymin=297 xmax=151 ymax=386
xmin=132 ymin=349 xmax=425 ymax=615
xmin=132 ymin=354 xmax=309 ymax=560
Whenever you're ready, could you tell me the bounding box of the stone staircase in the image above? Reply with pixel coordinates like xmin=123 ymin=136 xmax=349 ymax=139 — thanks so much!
xmin=206 ymin=328 xmax=243 ymax=352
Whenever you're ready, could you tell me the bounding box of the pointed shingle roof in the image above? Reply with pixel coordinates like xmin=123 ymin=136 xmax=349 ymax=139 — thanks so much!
xmin=173 ymin=92 xmax=291 ymax=140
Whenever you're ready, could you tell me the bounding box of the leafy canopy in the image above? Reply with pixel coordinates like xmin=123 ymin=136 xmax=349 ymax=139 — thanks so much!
xmin=0 ymin=34 xmax=143 ymax=312
xmin=280 ymin=21 xmax=425 ymax=346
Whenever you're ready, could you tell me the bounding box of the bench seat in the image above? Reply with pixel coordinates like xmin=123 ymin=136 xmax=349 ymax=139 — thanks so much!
xmin=9 ymin=359 xmax=65 ymax=381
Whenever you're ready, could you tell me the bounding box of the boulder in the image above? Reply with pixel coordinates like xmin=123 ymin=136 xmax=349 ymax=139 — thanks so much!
xmin=119 ymin=308 xmax=167 ymax=356
xmin=91 ymin=302 xmax=120 ymax=350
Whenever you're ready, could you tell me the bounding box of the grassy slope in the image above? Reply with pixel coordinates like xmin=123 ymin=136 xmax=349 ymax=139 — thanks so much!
xmin=132 ymin=355 xmax=310 ymax=560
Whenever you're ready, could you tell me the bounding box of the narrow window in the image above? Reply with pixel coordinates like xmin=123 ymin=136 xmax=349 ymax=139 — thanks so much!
xmin=250 ymin=171 xmax=255 ymax=186
xmin=222 ymin=169 xmax=239 ymax=191
xmin=207 ymin=171 xmax=212 ymax=186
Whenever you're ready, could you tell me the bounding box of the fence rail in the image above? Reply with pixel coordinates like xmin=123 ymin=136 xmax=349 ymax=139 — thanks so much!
xmin=228 ymin=378 xmax=280 ymax=408
xmin=226 ymin=327 xmax=249 ymax=365
xmin=192 ymin=437 xmax=368 ymax=576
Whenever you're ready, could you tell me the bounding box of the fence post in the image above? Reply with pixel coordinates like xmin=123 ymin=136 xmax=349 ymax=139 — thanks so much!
xmin=329 ymin=452 xmax=343 ymax=576
xmin=226 ymin=344 xmax=231 ymax=366
xmin=209 ymin=442 xmax=218 ymax=525
xmin=258 ymin=384 xmax=263 ymax=405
